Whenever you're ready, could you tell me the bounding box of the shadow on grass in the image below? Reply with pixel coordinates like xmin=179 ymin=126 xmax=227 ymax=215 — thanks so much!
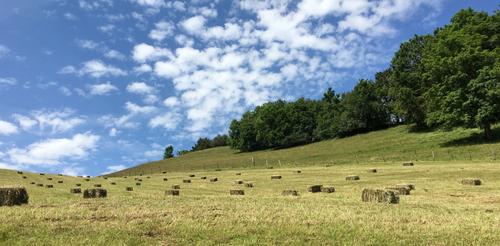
xmin=440 ymin=127 xmax=500 ymax=147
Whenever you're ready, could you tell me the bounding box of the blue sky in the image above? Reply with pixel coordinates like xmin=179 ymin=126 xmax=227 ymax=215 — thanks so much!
xmin=0 ymin=0 xmax=497 ymax=176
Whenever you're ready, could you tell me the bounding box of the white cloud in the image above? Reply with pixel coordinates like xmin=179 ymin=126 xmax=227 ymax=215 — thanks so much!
xmin=109 ymin=128 xmax=118 ymax=137
xmin=125 ymin=102 xmax=157 ymax=114
xmin=0 ymin=77 xmax=17 ymax=88
xmin=163 ymin=97 xmax=180 ymax=107
xmin=104 ymin=49 xmax=126 ymax=60
xmin=98 ymin=114 xmax=138 ymax=129
xmin=89 ymin=82 xmax=119 ymax=95
xmin=132 ymin=43 xmax=172 ymax=63
xmin=61 ymin=166 xmax=86 ymax=176
xmin=0 ymin=120 xmax=18 ymax=135
xmin=0 ymin=44 xmax=10 ymax=58
xmin=59 ymin=86 xmax=72 ymax=96
xmin=133 ymin=64 xmax=153 ymax=74
xmin=149 ymin=112 xmax=181 ymax=130
xmin=12 ymin=109 xmax=85 ymax=134
xmin=144 ymin=149 xmax=162 ymax=159
xmin=59 ymin=60 xmax=126 ymax=78
xmin=99 ymin=24 xmax=115 ymax=33
xmin=78 ymin=0 xmax=112 ymax=10
xmin=181 ymin=15 xmax=206 ymax=34
xmin=7 ymin=132 xmax=100 ymax=166
xmin=134 ymin=0 xmax=165 ymax=8
xmin=63 ymin=12 xmax=78 ymax=21
xmin=126 ymin=82 xmax=155 ymax=95
xmin=149 ymin=20 xmax=174 ymax=41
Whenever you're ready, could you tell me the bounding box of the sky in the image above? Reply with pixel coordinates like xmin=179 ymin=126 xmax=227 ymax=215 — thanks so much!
xmin=0 ymin=0 xmax=497 ymax=176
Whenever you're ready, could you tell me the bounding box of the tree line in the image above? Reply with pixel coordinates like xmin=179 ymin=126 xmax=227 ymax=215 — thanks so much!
xmin=228 ymin=8 xmax=499 ymax=152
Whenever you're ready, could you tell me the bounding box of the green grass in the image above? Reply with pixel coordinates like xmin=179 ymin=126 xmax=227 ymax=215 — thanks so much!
xmin=1 ymin=161 xmax=500 ymax=245
xmin=111 ymin=124 xmax=500 ymax=176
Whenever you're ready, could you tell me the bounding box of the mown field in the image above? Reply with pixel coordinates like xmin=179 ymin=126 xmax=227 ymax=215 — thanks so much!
xmin=1 ymin=160 xmax=500 ymax=245
xmin=112 ymin=125 xmax=500 ymax=176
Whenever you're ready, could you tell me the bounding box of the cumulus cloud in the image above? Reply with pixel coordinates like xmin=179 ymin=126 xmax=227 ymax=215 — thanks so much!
xmin=181 ymin=15 xmax=206 ymax=34
xmin=126 ymin=81 xmax=155 ymax=95
xmin=12 ymin=108 xmax=85 ymax=134
xmin=104 ymin=164 xmax=127 ymax=174
xmin=149 ymin=112 xmax=181 ymax=130
xmin=132 ymin=43 xmax=172 ymax=63
xmin=125 ymin=102 xmax=157 ymax=114
xmin=7 ymin=132 xmax=100 ymax=166
xmin=0 ymin=120 xmax=19 ymax=135
xmin=149 ymin=21 xmax=174 ymax=41
xmin=59 ymin=60 xmax=126 ymax=78
xmin=89 ymin=82 xmax=119 ymax=95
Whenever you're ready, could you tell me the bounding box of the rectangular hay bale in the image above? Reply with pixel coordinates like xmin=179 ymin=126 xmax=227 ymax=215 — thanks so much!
xmin=321 ymin=186 xmax=336 ymax=193
xmin=271 ymin=175 xmax=282 ymax=180
xmin=165 ymin=190 xmax=180 ymax=196
xmin=230 ymin=189 xmax=244 ymax=195
xmin=83 ymin=188 xmax=107 ymax=198
xmin=70 ymin=188 xmax=81 ymax=194
xmin=282 ymin=190 xmax=299 ymax=196
xmin=346 ymin=175 xmax=360 ymax=181
xmin=362 ymin=188 xmax=399 ymax=204
xmin=461 ymin=178 xmax=481 ymax=186
xmin=308 ymin=185 xmax=323 ymax=193
xmin=0 ymin=187 xmax=29 ymax=206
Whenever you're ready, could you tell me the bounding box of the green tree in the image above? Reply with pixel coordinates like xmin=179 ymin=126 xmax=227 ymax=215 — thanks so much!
xmin=163 ymin=145 xmax=174 ymax=159
xmin=388 ymin=35 xmax=433 ymax=127
xmin=423 ymin=8 xmax=499 ymax=139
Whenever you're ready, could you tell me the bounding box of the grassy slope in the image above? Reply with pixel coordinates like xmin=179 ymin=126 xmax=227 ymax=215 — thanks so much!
xmin=110 ymin=125 xmax=500 ymax=176
xmin=1 ymin=161 xmax=500 ymax=245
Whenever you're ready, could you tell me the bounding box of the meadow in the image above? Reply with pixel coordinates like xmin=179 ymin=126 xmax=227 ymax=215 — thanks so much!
xmin=1 ymin=159 xmax=500 ymax=245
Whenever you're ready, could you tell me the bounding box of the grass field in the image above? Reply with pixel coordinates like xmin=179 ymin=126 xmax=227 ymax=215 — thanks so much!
xmin=2 ymin=160 xmax=500 ymax=245
xmin=111 ymin=125 xmax=500 ymax=176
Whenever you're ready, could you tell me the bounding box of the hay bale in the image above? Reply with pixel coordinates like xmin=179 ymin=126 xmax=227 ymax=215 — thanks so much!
xmin=234 ymin=180 xmax=244 ymax=184
xmin=235 ymin=173 xmax=241 ymax=176
xmin=271 ymin=175 xmax=282 ymax=180
xmin=75 ymin=183 xmax=81 ymax=187
xmin=183 ymin=179 xmax=191 ymax=183
xmin=58 ymin=174 xmax=63 ymax=176
xmin=136 ymin=182 xmax=141 ymax=186
xmin=47 ymin=178 xmax=53 ymax=181
xmin=282 ymin=190 xmax=299 ymax=196
xmin=294 ymin=170 xmax=302 ymax=174
xmin=110 ymin=182 xmax=116 ymax=185
xmin=244 ymin=182 xmax=254 ymax=188
xmin=86 ymin=176 xmax=91 ymax=178
xmin=123 ymin=176 xmax=127 ymax=178
xmin=386 ymin=186 xmax=411 ymax=195
xmin=83 ymin=188 xmax=107 ymax=198
xmin=165 ymin=190 xmax=180 ymax=196
xmin=36 ymin=183 xmax=43 ymax=187
xmin=0 ymin=187 xmax=29 ymax=206
xmin=267 ymin=166 xmax=274 ymax=169
xmin=361 ymin=188 xmax=399 ymax=204
xmin=17 ymin=171 xmax=23 ymax=174
xmin=137 ymin=179 xmax=143 ymax=182
xmin=200 ymin=177 xmax=207 ymax=180
xmin=321 ymin=186 xmax=336 ymax=193
xmin=163 ymin=178 xmax=168 ymax=181
xmin=345 ymin=175 xmax=360 ymax=181
xmin=162 ymin=171 xmax=167 ymax=174
xmin=403 ymin=162 xmax=414 ymax=166
xmin=368 ymin=168 xmax=377 ymax=173
xmin=230 ymin=189 xmax=245 ymax=195
xmin=94 ymin=184 xmax=102 ymax=188
xmin=146 ymin=176 xmax=151 ymax=179
xmin=70 ymin=188 xmax=81 ymax=194
xmin=215 ymin=169 xmax=222 ymax=171
xmin=22 ymin=176 xmax=27 ymax=179
xmin=40 ymin=173 xmax=45 ymax=176
xmin=171 ymin=185 xmax=180 ymax=189
xmin=58 ymin=180 xmax=63 ymax=184
xmin=210 ymin=178 xmax=218 ymax=182
xmin=30 ymin=182 xmax=35 ymax=185
xmin=461 ymin=178 xmax=482 ymax=186
xmin=189 ymin=174 xmax=195 ymax=177
xmin=126 ymin=187 xmax=133 ymax=191
xmin=46 ymin=185 xmax=53 ymax=188
xmin=396 ymin=184 xmax=415 ymax=190
xmin=308 ymin=185 xmax=323 ymax=193
xmin=84 ymin=179 xmax=90 ymax=182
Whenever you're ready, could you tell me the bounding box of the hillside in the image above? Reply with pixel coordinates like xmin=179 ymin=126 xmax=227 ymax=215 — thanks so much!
xmin=108 ymin=124 xmax=500 ymax=176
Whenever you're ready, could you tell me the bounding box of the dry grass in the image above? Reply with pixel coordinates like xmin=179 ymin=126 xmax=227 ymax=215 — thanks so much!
xmin=1 ymin=161 xmax=500 ymax=245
